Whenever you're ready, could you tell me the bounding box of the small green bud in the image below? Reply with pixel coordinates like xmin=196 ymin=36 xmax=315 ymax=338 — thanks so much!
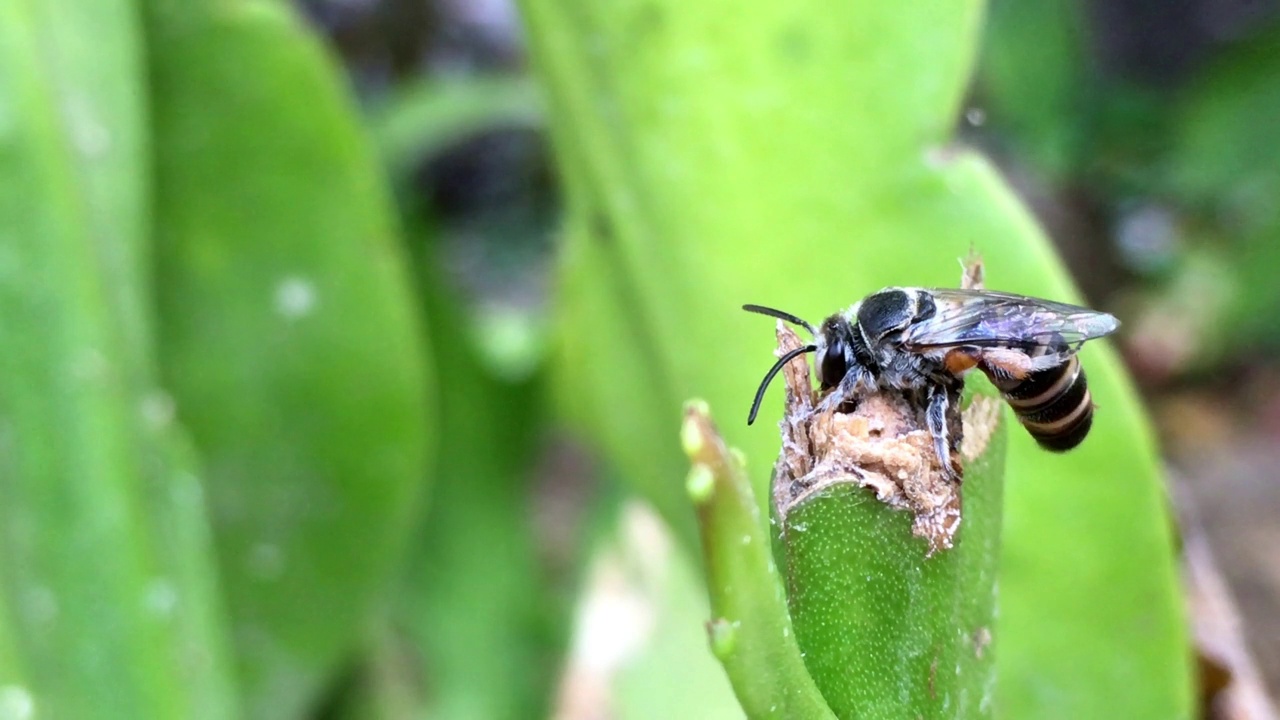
xmin=707 ymin=617 xmax=739 ymax=660
xmin=686 ymin=464 xmax=715 ymax=505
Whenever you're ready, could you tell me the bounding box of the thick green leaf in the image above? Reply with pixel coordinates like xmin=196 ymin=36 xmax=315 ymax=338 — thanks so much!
xmin=146 ymin=3 xmax=433 ymax=716
xmin=977 ymin=0 xmax=1091 ymax=179
xmin=520 ymin=0 xmax=1191 ymax=715
xmin=396 ymin=263 xmax=559 ymax=720
xmin=47 ymin=0 xmax=240 ymax=714
xmin=0 ymin=2 xmax=237 ymax=718
xmin=683 ymin=402 xmax=836 ymax=720
xmin=978 ymin=0 xmax=1177 ymax=193
xmin=1164 ymin=30 xmax=1280 ymax=348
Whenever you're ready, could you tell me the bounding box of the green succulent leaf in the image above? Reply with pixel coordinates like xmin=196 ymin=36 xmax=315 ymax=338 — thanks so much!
xmin=0 ymin=1 xmax=237 ymax=717
xmin=396 ymin=261 xmax=560 ymax=720
xmin=521 ymin=0 xmax=1192 ymax=716
xmin=146 ymin=2 xmax=433 ymax=716
xmin=978 ymin=0 xmax=1091 ymax=180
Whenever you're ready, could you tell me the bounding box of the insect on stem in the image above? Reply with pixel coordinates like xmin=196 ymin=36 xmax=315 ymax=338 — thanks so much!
xmin=743 ymin=283 xmax=1119 ymax=473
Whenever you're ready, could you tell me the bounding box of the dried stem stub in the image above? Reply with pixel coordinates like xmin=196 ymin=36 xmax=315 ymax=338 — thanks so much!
xmin=769 ymin=322 xmax=963 ymax=552
xmin=770 ymin=256 xmax=1000 ymax=553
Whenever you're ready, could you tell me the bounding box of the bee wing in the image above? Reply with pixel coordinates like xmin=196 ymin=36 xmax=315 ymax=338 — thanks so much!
xmin=901 ymin=289 xmax=1119 ymax=353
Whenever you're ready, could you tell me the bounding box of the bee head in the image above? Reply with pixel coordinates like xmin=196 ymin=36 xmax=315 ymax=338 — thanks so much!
xmin=813 ymin=315 xmax=856 ymax=390
xmin=856 ymin=288 xmax=936 ymax=345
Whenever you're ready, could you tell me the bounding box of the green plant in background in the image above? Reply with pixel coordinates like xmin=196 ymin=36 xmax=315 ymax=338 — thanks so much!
xmin=0 ymin=0 xmax=1208 ymax=717
xmin=1 ymin=1 xmax=432 ymax=718
xmin=390 ymin=261 xmax=558 ymax=720
xmin=148 ymin=3 xmax=433 ymax=718
xmin=521 ymin=0 xmax=1192 ymax=716
xmin=979 ymin=0 xmax=1280 ymax=359
xmin=1163 ymin=31 xmax=1280 ymax=351
xmin=0 ymin=1 xmax=238 ymax=717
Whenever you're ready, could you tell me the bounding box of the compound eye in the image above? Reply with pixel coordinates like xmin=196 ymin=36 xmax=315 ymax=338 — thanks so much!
xmin=818 ymin=340 xmax=848 ymax=389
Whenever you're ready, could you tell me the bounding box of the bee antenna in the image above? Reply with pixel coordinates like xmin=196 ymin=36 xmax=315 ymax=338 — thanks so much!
xmin=742 ymin=304 xmax=817 ymax=336
xmin=747 ymin=344 xmax=817 ymax=425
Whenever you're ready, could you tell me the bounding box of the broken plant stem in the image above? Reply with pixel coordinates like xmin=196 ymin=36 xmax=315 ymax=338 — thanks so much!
xmin=682 ymin=401 xmax=836 ymax=720
xmin=768 ymin=312 xmax=1007 ymax=719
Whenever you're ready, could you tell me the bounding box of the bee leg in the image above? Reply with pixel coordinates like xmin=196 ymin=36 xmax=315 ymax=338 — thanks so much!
xmin=926 ymin=384 xmax=962 ymax=481
xmin=815 ymin=365 xmax=875 ymax=416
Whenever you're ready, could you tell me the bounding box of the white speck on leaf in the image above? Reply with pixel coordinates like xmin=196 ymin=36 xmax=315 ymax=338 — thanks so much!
xmin=25 ymin=586 xmax=57 ymax=625
xmin=68 ymin=347 xmax=107 ymax=382
xmin=172 ymin=472 xmax=204 ymax=508
xmin=0 ymin=686 xmax=34 ymax=720
xmin=144 ymin=578 xmax=178 ymax=618
xmin=66 ymin=92 xmax=111 ymax=158
xmin=274 ymin=277 xmax=317 ymax=320
xmin=248 ymin=543 xmax=284 ymax=580
xmin=140 ymin=391 xmax=176 ymax=428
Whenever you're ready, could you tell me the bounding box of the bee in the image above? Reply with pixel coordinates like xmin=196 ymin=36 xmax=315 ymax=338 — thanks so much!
xmin=744 ymin=288 xmax=1119 ymax=478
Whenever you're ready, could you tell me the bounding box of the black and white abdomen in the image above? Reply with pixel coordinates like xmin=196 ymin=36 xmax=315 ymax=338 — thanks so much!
xmin=996 ymin=355 xmax=1094 ymax=451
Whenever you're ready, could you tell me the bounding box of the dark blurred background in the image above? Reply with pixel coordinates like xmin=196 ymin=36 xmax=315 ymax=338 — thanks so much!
xmin=295 ymin=0 xmax=1280 ymax=701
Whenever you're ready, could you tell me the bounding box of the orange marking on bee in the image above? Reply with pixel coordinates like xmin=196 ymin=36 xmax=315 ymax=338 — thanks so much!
xmin=943 ymin=349 xmax=980 ymax=375
xmin=979 ymin=347 xmax=1035 ymax=380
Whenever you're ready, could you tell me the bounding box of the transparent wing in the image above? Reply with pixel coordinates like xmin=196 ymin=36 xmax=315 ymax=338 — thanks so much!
xmin=901 ymin=288 xmax=1119 ymax=352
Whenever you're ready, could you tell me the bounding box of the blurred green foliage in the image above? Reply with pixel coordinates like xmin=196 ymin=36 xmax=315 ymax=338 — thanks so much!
xmin=0 ymin=1 xmax=237 ymax=717
xmin=2 ymin=1 xmax=436 ymax=718
xmin=1164 ymin=32 xmax=1280 ymax=348
xmin=391 ymin=258 xmax=559 ymax=720
xmin=148 ymin=3 xmax=434 ymax=717
xmin=15 ymin=0 xmax=1280 ymax=716
xmin=978 ymin=0 xmax=1280 ymax=358
xmin=522 ymin=0 xmax=1190 ymax=716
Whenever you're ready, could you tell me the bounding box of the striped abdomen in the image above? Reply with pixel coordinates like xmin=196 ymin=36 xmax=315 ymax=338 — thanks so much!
xmin=999 ymin=356 xmax=1094 ymax=451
